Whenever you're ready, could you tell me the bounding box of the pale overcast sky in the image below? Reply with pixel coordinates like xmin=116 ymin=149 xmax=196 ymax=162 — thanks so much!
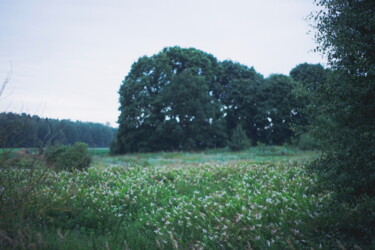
xmin=0 ymin=0 xmax=325 ymax=127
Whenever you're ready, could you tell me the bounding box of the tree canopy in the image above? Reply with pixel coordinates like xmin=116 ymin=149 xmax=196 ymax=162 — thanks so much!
xmin=112 ymin=47 xmax=224 ymax=153
xmin=309 ymin=0 xmax=375 ymax=199
xmin=112 ymin=46 xmax=306 ymax=154
xmin=289 ymin=63 xmax=330 ymax=134
xmin=0 ymin=112 xmax=116 ymax=148
xmin=304 ymin=0 xmax=375 ymax=243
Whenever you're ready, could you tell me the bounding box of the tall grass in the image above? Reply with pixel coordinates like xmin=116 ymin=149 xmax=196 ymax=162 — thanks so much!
xmin=0 ymin=147 xmax=366 ymax=249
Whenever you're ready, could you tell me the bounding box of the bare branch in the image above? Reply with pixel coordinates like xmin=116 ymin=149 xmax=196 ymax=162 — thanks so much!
xmin=0 ymin=61 xmax=12 ymax=97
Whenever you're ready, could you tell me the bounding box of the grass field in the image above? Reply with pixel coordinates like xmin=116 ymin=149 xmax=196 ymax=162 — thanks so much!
xmin=1 ymin=146 xmax=361 ymax=249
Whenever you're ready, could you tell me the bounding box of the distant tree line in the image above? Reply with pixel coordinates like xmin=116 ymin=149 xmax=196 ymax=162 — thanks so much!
xmin=0 ymin=112 xmax=116 ymax=148
xmin=111 ymin=46 xmax=328 ymax=154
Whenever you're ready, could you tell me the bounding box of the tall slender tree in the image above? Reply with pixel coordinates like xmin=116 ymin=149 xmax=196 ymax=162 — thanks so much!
xmin=310 ymin=0 xmax=375 ymax=199
xmin=307 ymin=0 xmax=375 ymax=244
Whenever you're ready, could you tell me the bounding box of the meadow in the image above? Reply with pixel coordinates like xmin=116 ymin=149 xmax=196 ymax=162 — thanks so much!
xmin=1 ymin=147 xmax=354 ymax=249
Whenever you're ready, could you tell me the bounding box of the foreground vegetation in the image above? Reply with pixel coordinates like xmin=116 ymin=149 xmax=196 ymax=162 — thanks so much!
xmin=1 ymin=147 xmax=371 ymax=249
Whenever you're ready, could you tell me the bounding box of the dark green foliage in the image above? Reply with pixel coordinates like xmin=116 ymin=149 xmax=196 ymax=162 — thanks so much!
xmin=297 ymin=133 xmax=319 ymax=150
xmin=307 ymin=0 xmax=375 ymax=245
xmin=289 ymin=63 xmax=330 ymax=146
xmin=45 ymin=142 xmax=91 ymax=171
xmin=290 ymin=63 xmax=327 ymax=91
xmin=218 ymin=61 xmax=264 ymax=143
xmin=0 ymin=112 xmax=116 ymax=148
xmin=113 ymin=47 xmax=304 ymax=154
xmin=229 ymin=124 xmax=250 ymax=151
xmin=310 ymin=0 xmax=375 ymax=200
xmin=112 ymin=47 xmax=227 ymax=153
xmin=289 ymin=63 xmax=330 ymax=125
xmin=257 ymin=74 xmax=300 ymax=145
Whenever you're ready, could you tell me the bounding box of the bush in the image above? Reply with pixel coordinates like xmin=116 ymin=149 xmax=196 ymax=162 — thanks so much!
xmin=0 ymin=154 xmax=52 ymax=248
xmin=297 ymin=133 xmax=319 ymax=150
xmin=45 ymin=142 xmax=91 ymax=171
xmin=229 ymin=125 xmax=251 ymax=151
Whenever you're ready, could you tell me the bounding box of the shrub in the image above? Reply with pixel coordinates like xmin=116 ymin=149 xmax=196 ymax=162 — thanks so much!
xmin=229 ymin=125 xmax=251 ymax=151
xmin=0 ymin=154 xmax=51 ymax=249
xmin=297 ymin=133 xmax=319 ymax=150
xmin=45 ymin=142 xmax=91 ymax=171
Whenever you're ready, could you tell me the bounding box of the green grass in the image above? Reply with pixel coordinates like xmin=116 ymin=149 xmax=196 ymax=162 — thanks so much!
xmin=2 ymin=146 xmax=360 ymax=249
xmin=88 ymin=147 xmax=110 ymax=157
xmin=94 ymin=146 xmax=316 ymax=168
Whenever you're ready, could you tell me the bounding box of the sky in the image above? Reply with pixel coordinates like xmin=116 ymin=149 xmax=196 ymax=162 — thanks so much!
xmin=0 ymin=0 xmax=326 ymax=127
